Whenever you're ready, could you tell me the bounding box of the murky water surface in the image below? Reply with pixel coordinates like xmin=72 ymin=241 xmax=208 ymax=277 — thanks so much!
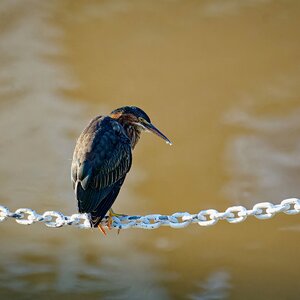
xmin=1 ymin=1 xmax=300 ymax=299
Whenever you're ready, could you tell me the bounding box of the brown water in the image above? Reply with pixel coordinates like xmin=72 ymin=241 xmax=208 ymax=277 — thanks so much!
xmin=1 ymin=0 xmax=300 ymax=299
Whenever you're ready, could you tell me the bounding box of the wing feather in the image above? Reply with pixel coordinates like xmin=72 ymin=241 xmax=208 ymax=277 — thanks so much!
xmin=71 ymin=116 xmax=132 ymax=217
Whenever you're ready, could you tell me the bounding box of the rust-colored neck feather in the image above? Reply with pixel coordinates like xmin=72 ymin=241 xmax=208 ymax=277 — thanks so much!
xmin=111 ymin=113 xmax=142 ymax=149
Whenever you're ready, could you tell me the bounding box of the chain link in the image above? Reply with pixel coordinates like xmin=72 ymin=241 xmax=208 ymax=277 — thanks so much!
xmin=0 ymin=198 xmax=299 ymax=230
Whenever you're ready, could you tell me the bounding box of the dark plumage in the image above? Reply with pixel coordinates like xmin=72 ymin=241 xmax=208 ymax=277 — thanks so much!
xmin=71 ymin=106 xmax=171 ymax=228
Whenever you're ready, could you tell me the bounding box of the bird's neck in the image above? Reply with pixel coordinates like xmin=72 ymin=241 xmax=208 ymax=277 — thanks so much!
xmin=115 ymin=116 xmax=141 ymax=149
xmin=124 ymin=124 xmax=141 ymax=149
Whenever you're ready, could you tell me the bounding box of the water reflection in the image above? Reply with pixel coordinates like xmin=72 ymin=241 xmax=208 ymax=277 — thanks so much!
xmin=203 ymin=0 xmax=271 ymax=17
xmin=189 ymin=270 xmax=231 ymax=300
xmin=223 ymin=78 xmax=300 ymax=205
xmin=0 ymin=0 xmax=81 ymax=208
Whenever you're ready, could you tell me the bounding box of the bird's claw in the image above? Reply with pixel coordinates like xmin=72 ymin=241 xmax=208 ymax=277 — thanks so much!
xmin=97 ymin=211 xmax=127 ymax=235
xmin=97 ymin=224 xmax=107 ymax=236
xmin=109 ymin=209 xmax=127 ymax=234
xmin=107 ymin=216 xmax=113 ymax=230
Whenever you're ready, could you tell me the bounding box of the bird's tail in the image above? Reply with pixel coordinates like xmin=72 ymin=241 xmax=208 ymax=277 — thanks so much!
xmin=89 ymin=180 xmax=125 ymax=227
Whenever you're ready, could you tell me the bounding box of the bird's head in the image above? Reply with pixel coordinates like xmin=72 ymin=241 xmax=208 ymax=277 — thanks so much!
xmin=110 ymin=106 xmax=172 ymax=146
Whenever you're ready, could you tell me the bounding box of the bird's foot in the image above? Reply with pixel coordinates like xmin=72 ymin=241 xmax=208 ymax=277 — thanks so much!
xmin=108 ymin=209 xmax=127 ymax=233
xmin=97 ymin=223 xmax=107 ymax=236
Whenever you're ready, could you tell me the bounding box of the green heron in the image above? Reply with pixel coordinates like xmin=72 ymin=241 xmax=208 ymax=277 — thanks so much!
xmin=71 ymin=106 xmax=172 ymax=234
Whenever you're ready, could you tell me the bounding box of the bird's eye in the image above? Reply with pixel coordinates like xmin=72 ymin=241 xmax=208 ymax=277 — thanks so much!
xmin=138 ymin=117 xmax=145 ymax=123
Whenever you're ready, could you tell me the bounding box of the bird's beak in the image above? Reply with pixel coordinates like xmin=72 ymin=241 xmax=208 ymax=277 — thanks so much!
xmin=143 ymin=121 xmax=172 ymax=145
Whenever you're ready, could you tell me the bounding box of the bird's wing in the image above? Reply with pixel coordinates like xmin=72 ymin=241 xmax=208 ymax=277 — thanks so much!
xmin=71 ymin=116 xmax=132 ymax=214
xmin=89 ymin=177 xmax=125 ymax=227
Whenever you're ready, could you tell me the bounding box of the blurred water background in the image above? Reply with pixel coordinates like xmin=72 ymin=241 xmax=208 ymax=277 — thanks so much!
xmin=0 ymin=0 xmax=300 ymax=299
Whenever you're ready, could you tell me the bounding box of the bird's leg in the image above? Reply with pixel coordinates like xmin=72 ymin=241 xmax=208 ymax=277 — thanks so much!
xmin=97 ymin=223 xmax=107 ymax=236
xmin=107 ymin=208 xmax=127 ymax=231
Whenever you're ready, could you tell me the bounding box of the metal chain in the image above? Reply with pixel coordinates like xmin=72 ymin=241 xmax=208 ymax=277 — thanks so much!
xmin=0 ymin=198 xmax=299 ymax=230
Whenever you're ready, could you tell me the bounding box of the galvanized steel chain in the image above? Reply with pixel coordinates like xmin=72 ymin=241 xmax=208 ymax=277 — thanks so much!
xmin=0 ymin=198 xmax=299 ymax=230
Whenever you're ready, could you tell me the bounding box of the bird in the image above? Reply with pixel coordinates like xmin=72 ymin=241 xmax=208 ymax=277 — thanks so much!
xmin=71 ymin=106 xmax=172 ymax=234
